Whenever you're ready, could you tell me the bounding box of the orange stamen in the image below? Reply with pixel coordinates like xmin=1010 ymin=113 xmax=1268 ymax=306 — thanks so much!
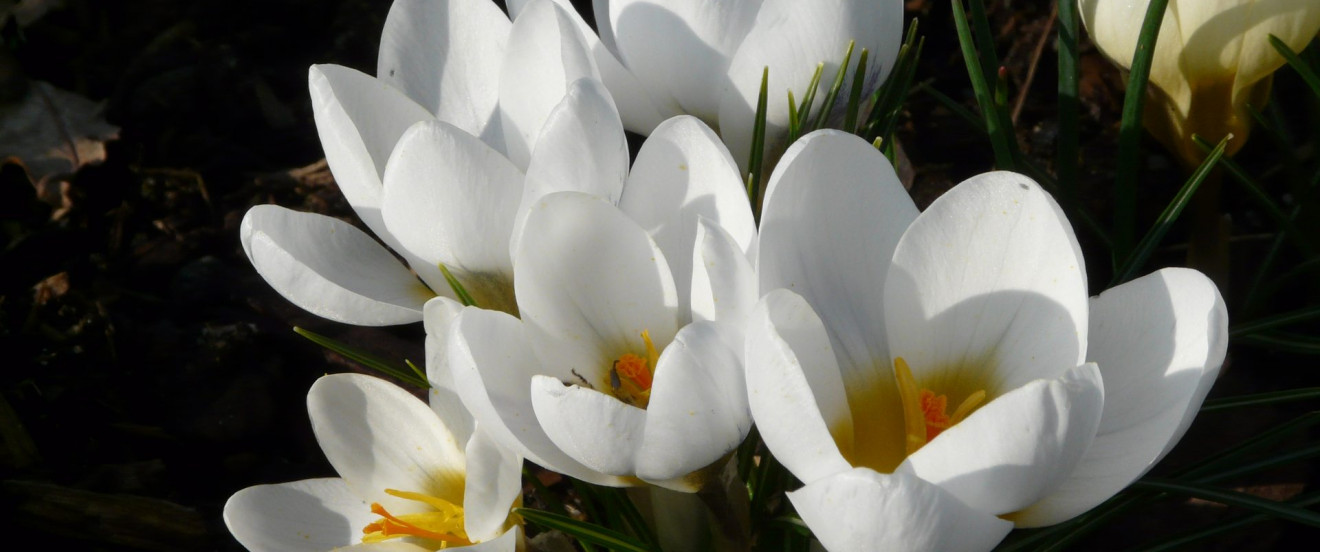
xmin=364 ymin=502 xmax=465 ymax=544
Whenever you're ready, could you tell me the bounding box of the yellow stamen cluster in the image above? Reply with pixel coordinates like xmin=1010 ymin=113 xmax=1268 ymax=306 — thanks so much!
xmin=894 ymin=357 xmax=987 ymax=456
xmin=362 ymin=488 xmax=470 ymax=547
xmin=609 ymin=330 xmax=660 ymax=408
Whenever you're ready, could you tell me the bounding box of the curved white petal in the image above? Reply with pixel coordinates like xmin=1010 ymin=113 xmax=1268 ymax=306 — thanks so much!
xmin=308 ymin=373 xmax=467 ymax=513
xmin=448 ymin=307 xmax=635 ymax=486
xmin=240 ymin=205 xmax=431 ymax=325
xmin=463 ymin=429 xmax=523 ymax=542
xmin=745 ymin=290 xmax=853 ymax=484
xmin=758 ymin=130 xmax=916 ymax=385
xmin=1011 ymin=268 xmax=1227 ymax=527
xmin=690 ymin=218 xmax=757 ymax=337
xmin=531 ymin=375 xmax=647 ymax=477
xmin=636 ymin=321 xmax=750 ymax=487
xmin=460 ymin=525 xmax=521 ymax=552
xmin=789 ymin=468 xmax=1014 ymax=552
xmin=619 ymin=116 xmax=755 ymax=323
xmin=609 ymin=0 xmax=761 ymax=120
xmin=309 ymin=64 xmax=433 ymax=242
xmin=899 ymin=363 xmax=1105 ymax=516
xmin=512 ymin=78 xmax=629 ymax=257
xmin=514 ymin=192 xmax=679 ymax=386
xmin=376 ymin=0 xmax=510 ymax=147
xmin=499 ymin=0 xmax=600 ymax=170
xmin=885 ymin=172 xmax=1089 ymax=393
xmin=718 ymin=0 xmax=905 ymax=170
xmin=425 ymin=296 xmax=475 ymax=447
xmin=381 ymin=119 xmax=522 ymax=298
xmin=336 ymin=543 xmax=432 ymax=552
xmin=224 ymin=478 xmax=372 ymax=552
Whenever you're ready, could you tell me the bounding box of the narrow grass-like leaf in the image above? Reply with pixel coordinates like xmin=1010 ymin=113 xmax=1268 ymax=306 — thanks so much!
xmin=1056 ymin=0 xmax=1081 ymax=210
xmin=967 ymin=0 xmax=1002 ymax=83
xmin=601 ymin=488 xmax=657 ymax=546
xmin=1112 ymin=0 xmax=1170 ymax=263
xmin=843 ymin=48 xmax=870 ymax=132
xmin=862 ymin=18 xmax=923 ymax=140
xmin=769 ymin=515 xmax=812 ymax=537
xmin=1112 ymin=134 xmax=1229 ymax=285
xmin=747 ymin=66 xmax=770 ymax=218
xmin=1132 ymin=478 xmax=1320 ymax=528
xmin=1177 ymin=412 xmax=1320 ymax=480
xmin=403 ymin=358 xmax=427 ymax=383
xmin=737 ymin=427 xmax=762 ymax=488
xmin=292 ymin=326 xmax=429 ymax=389
xmin=1193 ymin=135 xmax=1314 ymax=257
xmin=914 ymin=82 xmax=985 ymax=131
xmin=1270 ymin=34 xmax=1320 ymax=98
xmin=1230 ymin=305 xmax=1320 ymax=338
xmin=811 ymin=41 xmax=854 ymax=131
xmin=1196 ymin=443 xmax=1320 ymax=484
xmin=1135 ymin=492 xmax=1320 ymax=552
xmin=795 ymin=63 xmax=825 ymax=137
xmin=1236 ymin=332 xmax=1320 ymax=355
xmin=787 ymin=89 xmax=800 ymax=140
xmin=514 ymin=508 xmax=656 ymax=552
xmin=1201 ymin=387 xmax=1320 ymax=412
xmin=438 ymin=263 xmax=477 ymax=307
xmin=950 ymin=0 xmax=1016 ymax=169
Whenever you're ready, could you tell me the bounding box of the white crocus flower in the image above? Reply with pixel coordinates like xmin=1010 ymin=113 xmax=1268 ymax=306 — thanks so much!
xmin=505 ymin=0 xmax=904 ymax=170
xmin=747 ymin=130 xmax=1228 ymax=551
xmin=1080 ymin=0 xmax=1320 ymax=165
xmin=446 ymin=82 xmax=757 ymax=490
xmin=223 ymin=373 xmax=522 ymax=551
xmin=241 ymin=0 xmax=608 ymax=326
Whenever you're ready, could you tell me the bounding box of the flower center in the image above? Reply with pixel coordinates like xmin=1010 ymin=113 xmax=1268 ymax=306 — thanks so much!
xmin=894 ymin=357 xmax=986 ymax=456
xmin=362 ymin=488 xmax=470 ymax=547
xmin=608 ymin=330 xmax=659 ymax=409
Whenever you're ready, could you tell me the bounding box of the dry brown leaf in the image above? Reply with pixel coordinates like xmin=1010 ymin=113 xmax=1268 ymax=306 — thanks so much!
xmin=0 ymin=80 xmax=119 ymax=216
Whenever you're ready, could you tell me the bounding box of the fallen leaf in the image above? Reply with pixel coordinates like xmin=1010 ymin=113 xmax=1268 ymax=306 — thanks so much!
xmin=0 ymin=79 xmax=119 ymax=217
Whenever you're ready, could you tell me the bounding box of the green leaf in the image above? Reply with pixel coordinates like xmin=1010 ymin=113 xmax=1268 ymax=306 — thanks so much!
xmin=914 ymin=82 xmax=984 ymax=132
xmin=1134 ymin=491 xmax=1320 ymax=552
xmin=862 ymin=18 xmax=923 ymax=142
xmin=843 ymin=48 xmax=869 ymax=132
xmin=514 ymin=508 xmax=657 ymax=552
xmin=1112 ymin=0 xmax=1170 ymax=263
xmin=1111 ymin=133 xmax=1230 ymax=286
xmin=1236 ymin=332 xmax=1320 ymax=355
xmin=949 ymin=0 xmax=1015 ymax=169
xmin=1270 ymin=34 xmax=1320 ymax=98
xmin=1193 ymin=135 xmax=1314 ymax=258
xmin=1194 ymin=443 xmax=1320 ymax=484
xmin=600 ymin=487 xmax=657 ymax=546
xmin=1131 ymin=478 xmax=1320 ymax=528
xmin=1056 ymin=0 xmax=1081 ymax=211
xmin=792 ymin=63 xmax=825 ymax=142
xmin=438 ymin=263 xmax=478 ymax=307
xmin=1177 ymin=412 xmax=1320 ymax=480
xmin=811 ymin=40 xmax=854 ymax=131
xmin=747 ymin=66 xmax=770 ymax=220
xmin=292 ymin=327 xmax=430 ymax=389
xmin=1201 ymin=387 xmax=1320 ymax=412
xmin=1230 ymin=305 xmax=1320 ymax=338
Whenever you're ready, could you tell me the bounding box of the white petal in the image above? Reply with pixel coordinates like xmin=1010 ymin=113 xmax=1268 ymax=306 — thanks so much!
xmin=463 ymin=429 xmax=523 ymax=542
xmin=636 ymin=321 xmax=750 ymax=488
xmin=425 ymin=296 xmax=475 ymax=447
xmin=381 ymin=119 xmax=522 ymax=301
xmin=718 ymin=0 xmax=905 ymax=170
xmin=336 ymin=543 xmax=432 ymax=552
xmin=224 ymin=478 xmax=371 ymax=551
xmin=512 ymin=78 xmax=629 ymax=258
xmin=619 ymin=116 xmax=755 ymax=324
xmin=1011 ymin=268 xmax=1227 ymax=527
xmin=376 ymin=0 xmax=510 ymax=147
xmin=240 ymin=205 xmax=431 ymax=325
xmin=514 ymin=192 xmax=679 ymax=386
xmin=758 ymin=130 xmax=916 ymax=384
xmin=899 ymin=363 xmax=1105 ymax=516
xmin=531 ymin=375 xmax=647 ymax=477
xmin=461 ymin=526 xmax=521 ymax=552
xmin=448 ymin=307 xmax=636 ymax=486
xmin=789 ymin=468 xmax=1014 ymax=552
xmin=745 ymin=290 xmax=853 ymax=484
xmin=609 ymin=0 xmax=760 ymax=120
xmin=499 ymin=0 xmax=600 ymax=169
xmin=309 ymin=64 xmax=433 ymax=242
xmin=884 ymin=172 xmax=1089 ymax=392
xmin=308 ymin=373 xmax=467 ymax=513
xmin=690 ymin=218 xmax=757 ymax=334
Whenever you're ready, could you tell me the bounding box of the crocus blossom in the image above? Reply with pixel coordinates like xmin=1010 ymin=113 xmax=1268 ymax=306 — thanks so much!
xmin=223 ymin=373 xmax=522 ymax=551
xmin=241 ymin=0 xmax=609 ymax=326
xmin=1080 ymin=0 xmax=1320 ymax=164
xmin=746 ymin=130 xmax=1228 ymax=550
xmin=506 ymin=0 xmax=904 ymax=169
xmin=446 ymin=80 xmax=758 ymax=490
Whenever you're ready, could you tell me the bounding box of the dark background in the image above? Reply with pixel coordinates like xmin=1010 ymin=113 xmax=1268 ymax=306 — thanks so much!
xmin=0 ymin=0 xmax=1315 ymax=549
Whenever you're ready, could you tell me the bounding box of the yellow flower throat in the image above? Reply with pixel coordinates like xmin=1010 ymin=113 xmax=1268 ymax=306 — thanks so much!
xmin=609 ymin=330 xmax=659 ymax=409
xmin=894 ymin=357 xmax=986 ymax=455
xmin=362 ymin=488 xmax=470 ymax=547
